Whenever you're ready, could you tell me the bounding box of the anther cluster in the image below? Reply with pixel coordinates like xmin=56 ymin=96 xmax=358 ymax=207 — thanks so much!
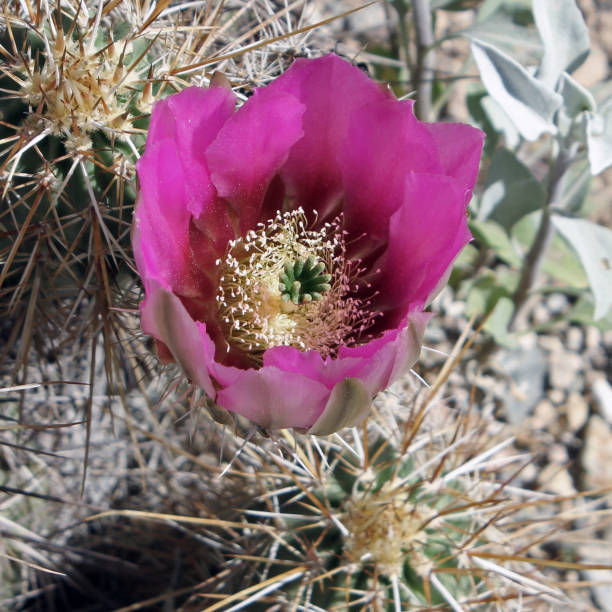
xmin=216 ymin=208 xmax=377 ymax=362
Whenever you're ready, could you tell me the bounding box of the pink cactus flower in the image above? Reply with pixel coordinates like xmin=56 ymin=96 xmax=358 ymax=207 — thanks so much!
xmin=132 ymin=54 xmax=484 ymax=434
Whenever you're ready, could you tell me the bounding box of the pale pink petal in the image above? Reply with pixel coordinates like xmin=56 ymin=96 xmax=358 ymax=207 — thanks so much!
xmin=140 ymin=282 xmax=216 ymax=397
xmin=262 ymin=345 xmax=363 ymax=388
xmin=262 ymin=311 xmax=430 ymax=397
xmin=309 ymin=378 xmax=372 ymax=436
xmin=215 ymin=366 xmax=329 ymax=430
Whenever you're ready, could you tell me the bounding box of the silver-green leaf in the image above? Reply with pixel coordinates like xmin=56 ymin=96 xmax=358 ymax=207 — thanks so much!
xmin=478 ymin=148 xmax=546 ymax=229
xmin=558 ymin=72 xmax=595 ymax=117
xmin=481 ymin=95 xmax=521 ymax=148
xmin=533 ymin=0 xmax=590 ymax=88
xmin=586 ymin=97 xmax=612 ymax=175
xmin=552 ymin=216 xmax=612 ymax=320
xmin=463 ymin=11 xmax=542 ymax=58
xmin=470 ymin=40 xmax=563 ymax=141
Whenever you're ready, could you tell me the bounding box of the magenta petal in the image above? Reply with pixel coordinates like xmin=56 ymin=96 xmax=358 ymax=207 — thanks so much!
xmin=215 ymin=366 xmax=329 ymax=430
xmin=338 ymin=311 xmax=431 ymax=393
xmin=266 ymin=54 xmax=392 ymax=217
xmin=374 ymin=174 xmax=472 ymax=321
xmin=262 ymin=345 xmax=363 ymax=389
xmin=340 ymin=99 xmax=443 ymax=243
xmin=206 ymin=88 xmax=305 ymax=234
xmin=134 ymin=143 xmax=197 ymax=296
xmin=140 ymin=282 xmax=216 ymax=398
xmin=425 ymin=122 xmax=485 ymax=199
xmin=263 ymin=311 xmax=430 ymax=398
xmin=147 ymin=87 xmax=236 ymax=219
xmin=135 ymin=87 xmax=236 ymax=296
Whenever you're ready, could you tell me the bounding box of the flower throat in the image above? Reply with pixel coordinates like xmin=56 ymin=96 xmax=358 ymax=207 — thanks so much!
xmin=215 ymin=208 xmax=376 ymax=363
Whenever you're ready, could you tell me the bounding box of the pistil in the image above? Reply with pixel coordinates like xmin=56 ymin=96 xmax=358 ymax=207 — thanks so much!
xmin=279 ymin=256 xmax=332 ymax=305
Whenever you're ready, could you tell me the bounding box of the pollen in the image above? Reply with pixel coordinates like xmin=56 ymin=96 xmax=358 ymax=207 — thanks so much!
xmin=216 ymin=208 xmax=377 ymax=362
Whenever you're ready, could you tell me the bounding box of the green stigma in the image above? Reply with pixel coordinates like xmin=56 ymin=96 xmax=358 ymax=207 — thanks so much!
xmin=279 ymin=255 xmax=332 ymax=304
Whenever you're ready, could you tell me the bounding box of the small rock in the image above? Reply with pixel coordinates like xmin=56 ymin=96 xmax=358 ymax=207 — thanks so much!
xmin=579 ymin=533 xmax=612 ymax=612
xmin=585 ymin=571 xmax=612 ymax=612
xmin=520 ymin=462 xmax=538 ymax=483
xmin=592 ymin=377 xmax=612 ymax=424
xmin=548 ymin=443 xmax=568 ymax=464
xmin=517 ymin=331 xmax=537 ymax=350
xmin=565 ymin=392 xmax=589 ymax=432
xmin=565 ymin=326 xmax=583 ymax=352
xmin=582 ymin=416 xmax=612 ymax=489
xmin=446 ymin=300 xmax=465 ymax=319
xmin=493 ymin=345 xmax=546 ymax=424
xmin=532 ymin=303 xmax=550 ymax=326
xmin=546 ymin=293 xmax=568 ymax=315
xmin=585 ymin=325 xmax=603 ymax=350
xmin=549 ymin=350 xmax=583 ymax=391
xmin=532 ymin=399 xmax=557 ymax=429
xmin=573 ymin=43 xmax=609 ymax=88
xmin=599 ymin=10 xmax=612 ymax=56
xmin=345 ymin=3 xmax=389 ymax=36
xmin=549 ymin=389 xmax=566 ymax=405
xmin=539 ymin=335 xmax=564 ymax=353
xmin=592 ymin=350 xmax=609 ymax=371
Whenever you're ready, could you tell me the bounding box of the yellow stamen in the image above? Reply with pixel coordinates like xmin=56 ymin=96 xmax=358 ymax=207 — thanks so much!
xmin=215 ymin=208 xmax=377 ymax=363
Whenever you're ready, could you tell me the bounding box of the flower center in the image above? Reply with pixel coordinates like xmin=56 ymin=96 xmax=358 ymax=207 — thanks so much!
xmin=216 ymin=208 xmax=376 ymax=363
xmin=279 ymin=256 xmax=332 ymax=305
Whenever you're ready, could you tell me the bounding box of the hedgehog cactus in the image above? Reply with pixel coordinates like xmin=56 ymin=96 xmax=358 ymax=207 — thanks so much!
xmin=16 ymin=11 xmax=149 ymax=144
xmin=236 ymin=399 xmax=568 ymax=611
xmin=1 ymin=2 xmax=149 ymax=382
xmin=0 ymin=0 xmax=313 ymax=381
